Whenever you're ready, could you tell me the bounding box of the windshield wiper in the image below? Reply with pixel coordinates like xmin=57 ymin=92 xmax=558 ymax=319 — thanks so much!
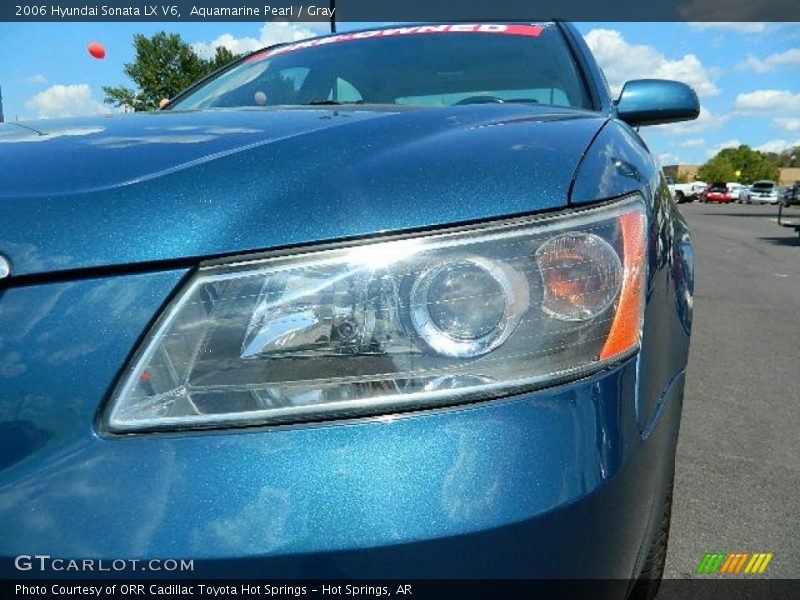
xmin=303 ymin=99 xmax=365 ymax=106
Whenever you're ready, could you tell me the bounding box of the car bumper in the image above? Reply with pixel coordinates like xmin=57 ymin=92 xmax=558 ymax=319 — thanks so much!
xmin=0 ymin=269 xmax=684 ymax=580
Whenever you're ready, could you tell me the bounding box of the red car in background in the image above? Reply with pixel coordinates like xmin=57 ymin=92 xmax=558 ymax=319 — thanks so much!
xmin=701 ymin=182 xmax=734 ymax=203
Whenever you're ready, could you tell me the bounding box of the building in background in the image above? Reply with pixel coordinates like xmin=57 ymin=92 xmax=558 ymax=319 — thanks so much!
xmin=778 ymin=168 xmax=800 ymax=186
xmin=662 ymin=164 xmax=700 ymax=182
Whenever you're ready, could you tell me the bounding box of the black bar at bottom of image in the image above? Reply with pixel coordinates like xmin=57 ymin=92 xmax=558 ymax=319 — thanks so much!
xmin=5 ymin=579 xmax=800 ymax=600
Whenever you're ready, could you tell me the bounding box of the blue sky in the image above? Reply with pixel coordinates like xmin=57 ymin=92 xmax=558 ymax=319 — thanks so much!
xmin=0 ymin=21 xmax=798 ymax=165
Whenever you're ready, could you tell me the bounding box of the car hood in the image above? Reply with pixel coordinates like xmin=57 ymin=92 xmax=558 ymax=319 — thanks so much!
xmin=0 ymin=106 xmax=606 ymax=278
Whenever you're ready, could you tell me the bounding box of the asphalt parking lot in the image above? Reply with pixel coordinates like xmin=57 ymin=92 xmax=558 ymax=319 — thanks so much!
xmin=663 ymin=202 xmax=800 ymax=579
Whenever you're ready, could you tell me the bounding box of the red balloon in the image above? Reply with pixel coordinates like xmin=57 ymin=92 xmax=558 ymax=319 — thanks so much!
xmin=88 ymin=42 xmax=106 ymax=59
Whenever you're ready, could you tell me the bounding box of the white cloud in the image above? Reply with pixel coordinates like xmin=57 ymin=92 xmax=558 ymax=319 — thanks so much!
xmin=658 ymin=152 xmax=682 ymax=165
xmin=583 ymin=28 xmax=719 ymax=97
xmin=26 ymin=74 xmax=48 ymax=85
xmin=687 ymin=22 xmax=771 ymax=34
xmin=24 ymin=84 xmax=113 ymax=119
xmin=774 ymin=118 xmax=800 ymax=133
xmin=192 ymin=22 xmax=328 ymax=58
xmin=678 ymin=138 xmax=705 ymax=148
xmin=706 ymin=139 xmax=742 ymax=158
xmin=655 ymin=106 xmax=728 ymax=135
xmin=755 ymin=139 xmax=800 ymax=153
xmin=734 ymin=90 xmax=800 ymax=116
xmin=737 ymin=49 xmax=800 ymax=73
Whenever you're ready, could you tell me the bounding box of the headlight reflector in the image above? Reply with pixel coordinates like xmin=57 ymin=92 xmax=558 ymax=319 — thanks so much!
xmin=107 ymin=196 xmax=646 ymax=432
xmin=536 ymin=232 xmax=622 ymax=322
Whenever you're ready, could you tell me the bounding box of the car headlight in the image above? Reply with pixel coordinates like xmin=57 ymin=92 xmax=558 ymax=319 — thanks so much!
xmin=106 ymin=196 xmax=646 ymax=432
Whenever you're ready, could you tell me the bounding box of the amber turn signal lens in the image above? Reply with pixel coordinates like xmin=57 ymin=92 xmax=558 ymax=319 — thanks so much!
xmin=599 ymin=212 xmax=646 ymax=360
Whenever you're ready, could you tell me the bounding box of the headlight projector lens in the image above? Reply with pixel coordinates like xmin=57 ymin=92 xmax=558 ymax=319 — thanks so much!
xmin=410 ymin=257 xmax=529 ymax=358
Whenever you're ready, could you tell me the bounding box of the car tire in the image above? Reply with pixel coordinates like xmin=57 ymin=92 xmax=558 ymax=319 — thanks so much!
xmin=629 ymin=476 xmax=674 ymax=600
xmin=674 ymin=191 xmax=685 ymax=204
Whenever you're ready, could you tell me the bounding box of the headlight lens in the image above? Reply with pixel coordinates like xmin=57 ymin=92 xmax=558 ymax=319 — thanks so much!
xmin=536 ymin=233 xmax=622 ymax=322
xmin=107 ymin=196 xmax=646 ymax=432
xmin=409 ymin=257 xmax=530 ymax=358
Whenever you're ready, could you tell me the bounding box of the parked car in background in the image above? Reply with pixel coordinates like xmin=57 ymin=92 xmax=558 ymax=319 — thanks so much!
xmin=0 ymin=21 xmax=697 ymax=595
xmin=735 ymin=184 xmax=752 ymax=203
xmin=700 ymin=182 xmax=734 ymax=203
xmin=667 ymin=179 xmax=707 ymax=203
xmin=781 ymin=183 xmax=799 ymax=207
xmin=741 ymin=180 xmax=780 ymax=204
xmin=726 ymin=182 xmax=746 ymax=201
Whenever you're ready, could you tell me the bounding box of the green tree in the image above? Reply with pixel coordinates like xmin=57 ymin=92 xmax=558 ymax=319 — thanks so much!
xmin=763 ymin=146 xmax=800 ymax=168
xmin=697 ymin=145 xmax=779 ymax=184
xmin=206 ymin=46 xmax=239 ymax=73
xmin=103 ymin=32 xmax=240 ymax=111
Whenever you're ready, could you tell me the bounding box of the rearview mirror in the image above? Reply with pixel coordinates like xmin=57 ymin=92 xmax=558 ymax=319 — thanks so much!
xmin=616 ymin=79 xmax=700 ymax=127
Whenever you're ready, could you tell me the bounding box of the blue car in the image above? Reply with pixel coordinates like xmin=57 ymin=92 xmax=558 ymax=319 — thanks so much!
xmin=0 ymin=21 xmax=696 ymax=597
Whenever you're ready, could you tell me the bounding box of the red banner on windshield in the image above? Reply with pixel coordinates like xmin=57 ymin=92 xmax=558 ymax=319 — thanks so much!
xmin=244 ymin=24 xmax=546 ymax=63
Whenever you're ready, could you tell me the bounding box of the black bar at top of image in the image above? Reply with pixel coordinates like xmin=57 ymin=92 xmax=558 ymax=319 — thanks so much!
xmin=3 ymin=0 xmax=800 ymax=22
xmin=5 ymin=580 xmax=800 ymax=600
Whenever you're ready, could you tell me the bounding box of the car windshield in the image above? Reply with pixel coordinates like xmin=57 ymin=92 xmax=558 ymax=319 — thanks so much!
xmin=752 ymin=182 xmax=774 ymax=191
xmin=710 ymin=183 xmax=726 ymax=191
xmin=169 ymin=23 xmax=591 ymax=111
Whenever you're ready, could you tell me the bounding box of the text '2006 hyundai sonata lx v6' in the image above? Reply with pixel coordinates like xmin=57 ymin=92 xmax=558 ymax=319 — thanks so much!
xmin=0 ymin=21 xmax=697 ymax=598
